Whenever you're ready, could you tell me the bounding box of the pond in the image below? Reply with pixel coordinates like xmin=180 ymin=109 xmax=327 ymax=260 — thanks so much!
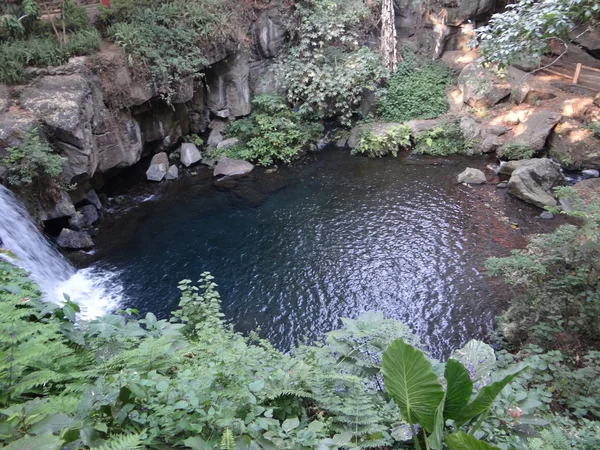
xmin=86 ymin=149 xmax=547 ymax=358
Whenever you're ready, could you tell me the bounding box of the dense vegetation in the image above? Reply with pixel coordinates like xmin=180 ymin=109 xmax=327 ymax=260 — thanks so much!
xmin=1 ymin=190 xmax=600 ymax=449
xmin=224 ymin=95 xmax=324 ymax=166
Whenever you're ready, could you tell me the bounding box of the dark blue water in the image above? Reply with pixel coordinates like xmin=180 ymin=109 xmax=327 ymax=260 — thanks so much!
xmin=90 ymin=150 xmax=528 ymax=357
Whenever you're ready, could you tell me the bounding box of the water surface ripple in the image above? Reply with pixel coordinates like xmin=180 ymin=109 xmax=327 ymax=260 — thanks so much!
xmin=92 ymin=150 xmax=519 ymax=357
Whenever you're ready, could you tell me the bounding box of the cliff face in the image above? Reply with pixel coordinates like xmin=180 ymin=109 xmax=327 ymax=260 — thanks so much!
xmin=0 ymin=9 xmax=287 ymax=222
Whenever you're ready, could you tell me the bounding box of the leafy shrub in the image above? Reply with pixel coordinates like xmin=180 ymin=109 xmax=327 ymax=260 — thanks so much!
xmin=352 ymin=123 xmax=412 ymax=157
xmin=107 ymin=0 xmax=253 ymax=102
xmin=226 ymin=94 xmax=324 ymax=166
xmin=378 ymin=51 xmax=455 ymax=122
xmin=62 ymin=0 xmax=90 ymax=31
xmin=2 ymin=128 xmax=65 ymax=188
xmin=0 ymin=0 xmax=42 ymax=40
xmin=501 ymin=143 xmax=535 ymax=160
xmin=0 ymin=29 xmax=100 ymax=84
xmin=276 ymin=0 xmax=388 ymax=124
xmin=473 ymin=0 xmax=600 ymax=67
xmin=486 ymin=187 xmax=600 ymax=349
xmin=588 ymin=121 xmax=600 ymax=139
xmin=413 ymin=122 xmax=471 ymax=156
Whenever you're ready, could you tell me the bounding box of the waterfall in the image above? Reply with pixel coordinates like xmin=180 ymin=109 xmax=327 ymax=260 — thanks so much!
xmin=0 ymin=185 xmax=122 ymax=318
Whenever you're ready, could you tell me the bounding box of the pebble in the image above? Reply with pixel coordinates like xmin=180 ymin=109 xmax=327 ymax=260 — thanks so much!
xmin=496 ymin=182 xmax=508 ymax=189
xmin=540 ymin=211 xmax=554 ymax=220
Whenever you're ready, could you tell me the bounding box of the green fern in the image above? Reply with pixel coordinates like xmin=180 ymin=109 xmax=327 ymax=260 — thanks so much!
xmin=95 ymin=433 xmax=143 ymax=450
xmin=220 ymin=428 xmax=235 ymax=450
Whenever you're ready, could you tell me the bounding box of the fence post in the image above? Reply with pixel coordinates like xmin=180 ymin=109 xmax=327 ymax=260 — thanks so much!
xmin=573 ymin=63 xmax=582 ymax=84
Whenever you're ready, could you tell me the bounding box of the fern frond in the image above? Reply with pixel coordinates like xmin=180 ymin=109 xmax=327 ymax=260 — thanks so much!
xmin=94 ymin=432 xmax=143 ymax=450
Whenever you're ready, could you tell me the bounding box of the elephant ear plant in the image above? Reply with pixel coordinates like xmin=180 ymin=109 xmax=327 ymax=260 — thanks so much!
xmin=382 ymin=339 xmax=526 ymax=450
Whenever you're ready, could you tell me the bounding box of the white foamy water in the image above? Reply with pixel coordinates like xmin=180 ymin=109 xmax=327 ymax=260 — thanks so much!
xmin=0 ymin=185 xmax=122 ymax=318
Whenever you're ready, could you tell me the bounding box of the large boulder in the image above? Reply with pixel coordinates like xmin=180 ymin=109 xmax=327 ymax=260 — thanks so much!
xmin=506 ymin=158 xmax=565 ymax=208
xmin=146 ymin=152 xmax=169 ymax=182
xmin=79 ymin=205 xmax=99 ymax=227
xmin=458 ymin=64 xmax=511 ymax=108
xmin=205 ymin=52 xmax=251 ymax=118
xmin=253 ymin=10 xmax=286 ymax=58
xmin=180 ymin=143 xmax=202 ymax=167
xmin=499 ymin=110 xmax=562 ymax=157
xmin=508 ymin=67 xmax=556 ymax=105
xmin=40 ymin=191 xmax=76 ymax=221
xmin=549 ymin=120 xmax=600 ymax=170
xmin=217 ymin=138 xmax=239 ymax=150
xmin=57 ymin=229 xmax=94 ymax=250
xmin=457 ymin=168 xmax=486 ymax=184
xmin=94 ymin=110 xmax=143 ymax=173
xmin=214 ymin=156 xmax=254 ymax=178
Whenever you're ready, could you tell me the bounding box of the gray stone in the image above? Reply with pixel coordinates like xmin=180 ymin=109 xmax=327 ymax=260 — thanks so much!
xmin=582 ymin=169 xmax=600 ymax=178
xmin=201 ymin=156 xmax=218 ymax=168
xmin=457 ymin=168 xmax=486 ymax=184
xmin=549 ymin=120 xmax=600 ymax=170
xmin=41 ymin=191 xmax=76 ymax=221
xmin=481 ymin=135 xmax=502 ymax=153
xmin=540 ymin=211 xmax=554 ymax=220
xmin=180 ymin=143 xmax=202 ymax=167
xmin=57 ymin=229 xmax=94 ymax=250
xmin=500 ymin=110 xmax=562 ymax=156
xmin=496 ymin=181 xmax=508 ymax=189
xmin=460 ymin=116 xmax=482 ymax=140
xmin=507 ymin=158 xmax=565 ymax=208
xmin=79 ymin=205 xmax=99 ymax=227
xmin=205 ymin=51 xmax=251 ymax=118
xmin=86 ymin=189 xmax=102 ymax=210
xmin=214 ymin=156 xmax=254 ymax=178
xmin=209 ymin=119 xmax=228 ymax=132
xmin=254 ymin=10 xmax=286 ymax=58
xmin=208 ymin=129 xmax=224 ymax=148
xmin=146 ymin=152 xmax=169 ymax=182
xmin=68 ymin=212 xmax=85 ymax=231
xmin=0 ymin=84 xmax=10 ymax=112
xmin=458 ymin=64 xmax=511 ymax=108
xmin=485 ymin=126 xmax=509 ymax=136
xmin=172 ymin=76 xmax=194 ymax=104
xmin=406 ymin=119 xmax=443 ymax=134
xmin=217 ymin=138 xmax=239 ymax=150
xmin=508 ymin=67 xmax=556 ymax=105
xmin=165 ymin=165 xmax=179 ymax=180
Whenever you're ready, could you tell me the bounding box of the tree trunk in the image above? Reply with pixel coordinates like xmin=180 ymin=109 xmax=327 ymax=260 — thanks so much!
xmin=380 ymin=0 xmax=398 ymax=72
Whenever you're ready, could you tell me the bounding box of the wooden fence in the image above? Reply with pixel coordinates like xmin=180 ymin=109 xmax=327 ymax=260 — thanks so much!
xmin=540 ymin=62 xmax=600 ymax=92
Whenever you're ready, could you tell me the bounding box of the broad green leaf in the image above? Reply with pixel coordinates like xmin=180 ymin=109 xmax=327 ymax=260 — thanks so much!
xmin=427 ymin=395 xmax=445 ymax=450
xmin=446 ymin=431 xmax=501 ymax=449
xmin=382 ymin=339 xmax=444 ymax=432
xmin=444 ymin=359 xmax=474 ymax=420
xmin=454 ymin=368 xmax=527 ymax=427
xmin=451 ymin=340 xmax=496 ymax=384
xmin=183 ymin=436 xmax=206 ymax=449
xmin=28 ymin=413 xmax=74 ymax=435
xmin=3 ymin=433 xmax=63 ymax=450
xmin=282 ymin=417 xmax=300 ymax=432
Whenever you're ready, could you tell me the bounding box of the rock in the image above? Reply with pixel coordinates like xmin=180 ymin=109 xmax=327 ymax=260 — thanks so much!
xmin=57 ymin=229 xmax=94 ymax=250
xmin=457 ymin=168 xmax=486 ymax=184
xmin=146 ymin=152 xmax=169 ymax=182
xmin=138 ymin=102 xmax=188 ymax=145
xmin=180 ymin=143 xmax=202 ymax=167
xmin=79 ymin=205 xmax=99 ymax=227
xmin=0 ymin=84 xmax=10 ymax=113
xmin=68 ymin=212 xmax=85 ymax=231
xmin=201 ymin=155 xmax=218 ymax=168
xmin=506 ymin=158 xmax=565 ymax=208
xmin=500 ymin=110 xmax=562 ymax=155
xmin=172 ymin=76 xmax=194 ymax=103
xmin=572 ymin=178 xmax=600 ymax=206
xmin=254 ymin=10 xmax=286 ymax=58
xmin=86 ymin=189 xmax=102 ymax=210
xmin=485 ymin=126 xmax=509 ymax=136
xmin=41 ymin=191 xmax=76 ymax=221
xmin=571 ymin=25 xmax=600 ymax=58
xmin=205 ymin=51 xmax=251 ymax=118
xmin=460 ymin=116 xmax=482 ymax=140
xmin=214 ymin=175 xmax=238 ymax=189
xmin=458 ymin=64 xmax=511 ymax=108
xmin=406 ymin=119 xmax=443 ymax=134
xmin=548 ymin=120 xmax=600 ymax=170
xmin=209 ymin=119 xmax=228 ymax=132
xmin=508 ymin=67 xmax=556 ymax=105
xmin=481 ymin=135 xmax=502 ymax=153
xmin=214 ymin=156 xmax=254 ymax=178
xmin=496 ymin=181 xmax=508 ymax=189
xmin=217 ymin=138 xmax=239 ymax=150
xmin=582 ymin=169 xmax=600 ymax=178
xmin=208 ymin=129 xmax=224 ymax=148
xmin=165 ymin=165 xmax=179 ymax=180
xmin=540 ymin=211 xmax=554 ymax=220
